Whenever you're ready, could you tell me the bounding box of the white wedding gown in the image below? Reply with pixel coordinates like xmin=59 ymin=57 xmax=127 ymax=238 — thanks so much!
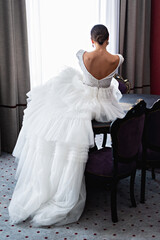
xmin=8 ymin=49 xmax=125 ymax=226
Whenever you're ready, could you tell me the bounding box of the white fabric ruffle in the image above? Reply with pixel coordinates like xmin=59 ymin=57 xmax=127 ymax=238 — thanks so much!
xmin=8 ymin=67 xmax=125 ymax=226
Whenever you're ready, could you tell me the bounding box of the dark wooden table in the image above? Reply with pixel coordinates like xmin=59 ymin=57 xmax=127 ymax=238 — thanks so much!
xmin=92 ymin=94 xmax=160 ymax=143
xmin=120 ymin=94 xmax=160 ymax=108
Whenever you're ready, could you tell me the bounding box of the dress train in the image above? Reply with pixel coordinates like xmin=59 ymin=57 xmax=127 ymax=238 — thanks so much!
xmin=8 ymin=67 xmax=125 ymax=226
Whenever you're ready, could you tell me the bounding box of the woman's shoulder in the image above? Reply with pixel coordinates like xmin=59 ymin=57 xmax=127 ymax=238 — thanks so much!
xmin=108 ymin=53 xmax=124 ymax=67
xmin=108 ymin=52 xmax=124 ymax=60
xmin=116 ymin=53 xmax=124 ymax=63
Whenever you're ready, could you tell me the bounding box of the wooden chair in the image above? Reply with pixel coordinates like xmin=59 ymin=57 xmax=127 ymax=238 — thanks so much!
xmin=114 ymin=73 xmax=130 ymax=94
xmin=92 ymin=74 xmax=130 ymax=149
xmin=140 ymin=99 xmax=160 ymax=203
xmin=86 ymin=100 xmax=146 ymax=222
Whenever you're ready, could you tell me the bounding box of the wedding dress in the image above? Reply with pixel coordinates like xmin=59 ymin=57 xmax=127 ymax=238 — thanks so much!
xmin=8 ymin=49 xmax=125 ymax=226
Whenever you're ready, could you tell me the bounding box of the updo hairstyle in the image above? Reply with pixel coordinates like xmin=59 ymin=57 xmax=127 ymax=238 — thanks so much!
xmin=91 ymin=24 xmax=109 ymax=45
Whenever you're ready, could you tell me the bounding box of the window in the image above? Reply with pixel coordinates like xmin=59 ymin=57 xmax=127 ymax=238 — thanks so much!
xmin=26 ymin=0 xmax=119 ymax=87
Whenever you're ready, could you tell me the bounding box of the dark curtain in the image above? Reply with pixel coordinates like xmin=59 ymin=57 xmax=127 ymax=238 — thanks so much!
xmin=0 ymin=0 xmax=30 ymax=153
xmin=119 ymin=0 xmax=151 ymax=93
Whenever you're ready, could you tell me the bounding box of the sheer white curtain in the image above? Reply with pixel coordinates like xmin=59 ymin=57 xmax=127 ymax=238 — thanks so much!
xmin=26 ymin=0 xmax=43 ymax=88
xmin=26 ymin=0 xmax=120 ymax=88
xmin=98 ymin=0 xmax=120 ymax=54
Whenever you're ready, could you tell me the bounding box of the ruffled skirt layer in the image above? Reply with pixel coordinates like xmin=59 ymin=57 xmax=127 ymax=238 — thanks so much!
xmin=8 ymin=67 xmax=125 ymax=226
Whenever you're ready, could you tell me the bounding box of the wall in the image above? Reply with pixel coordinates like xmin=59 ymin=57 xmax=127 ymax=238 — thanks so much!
xmin=150 ymin=0 xmax=160 ymax=94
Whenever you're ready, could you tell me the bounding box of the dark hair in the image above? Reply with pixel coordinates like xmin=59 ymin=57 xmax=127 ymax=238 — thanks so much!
xmin=91 ymin=24 xmax=109 ymax=45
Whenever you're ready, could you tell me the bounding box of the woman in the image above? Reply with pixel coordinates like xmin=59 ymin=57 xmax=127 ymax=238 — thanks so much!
xmin=8 ymin=24 xmax=125 ymax=226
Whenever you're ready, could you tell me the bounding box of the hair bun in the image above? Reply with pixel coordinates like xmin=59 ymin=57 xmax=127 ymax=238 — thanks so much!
xmin=96 ymin=35 xmax=105 ymax=45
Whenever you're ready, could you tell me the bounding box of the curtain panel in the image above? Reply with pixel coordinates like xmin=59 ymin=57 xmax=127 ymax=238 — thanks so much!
xmin=0 ymin=0 xmax=30 ymax=153
xmin=98 ymin=0 xmax=120 ymax=54
xmin=119 ymin=0 xmax=151 ymax=93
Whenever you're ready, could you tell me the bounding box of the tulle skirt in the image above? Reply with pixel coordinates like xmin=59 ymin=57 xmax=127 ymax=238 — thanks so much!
xmin=8 ymin=67 xmax=125 ymax=226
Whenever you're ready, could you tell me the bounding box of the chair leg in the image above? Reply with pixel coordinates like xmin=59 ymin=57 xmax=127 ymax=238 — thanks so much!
xmin=152 ymin=167 xmax=155 ymax=179
xmin=140 ymin=167 xmax=146 ymax=203
xmin=130 ymin=170 xmax=137 ymax=207
xmin=102 ymin=133 xmax=107 ymax=148
xmin=111 ymin=180 xmax=118 ymax=223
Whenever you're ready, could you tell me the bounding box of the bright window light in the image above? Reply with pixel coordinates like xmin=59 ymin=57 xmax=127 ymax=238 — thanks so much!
xmin=26 ymin=0 xmax=119 ymax=88
xmin=26 ymin=0 xmax=99 ymax=87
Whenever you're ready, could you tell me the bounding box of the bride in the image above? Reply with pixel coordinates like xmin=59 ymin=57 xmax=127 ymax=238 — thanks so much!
xmin=8 ymin=24 xmax=125 ymax=226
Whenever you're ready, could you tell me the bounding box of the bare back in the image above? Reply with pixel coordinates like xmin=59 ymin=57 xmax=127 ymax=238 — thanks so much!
xmin=83 ymin=51 xmax=120 ymax=80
